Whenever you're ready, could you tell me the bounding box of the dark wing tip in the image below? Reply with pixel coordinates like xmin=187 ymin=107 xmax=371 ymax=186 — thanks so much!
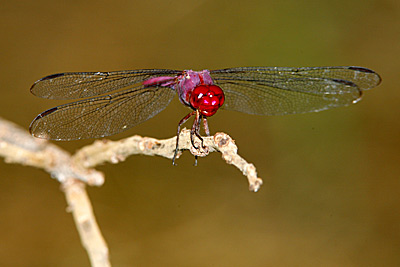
xmin=348 ymin=66 xmax=375 ymax=73
xmin=348 ymin=66 xmax=382 ymax=87
xmin=29 ymin=107 xmax=58 ymax=137
xmin=30 ymin=73 xmax=66 ymax=94
xmin=40 ymin=73 xmax=66 ymax=81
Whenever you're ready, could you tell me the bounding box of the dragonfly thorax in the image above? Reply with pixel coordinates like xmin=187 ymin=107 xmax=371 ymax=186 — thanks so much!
xmin=189 ymin=85 xmax=225 ymax=116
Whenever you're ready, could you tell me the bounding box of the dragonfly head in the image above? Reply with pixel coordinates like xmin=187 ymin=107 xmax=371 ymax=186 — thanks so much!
xmin=189 ymin=85 xmax=225 ymax=117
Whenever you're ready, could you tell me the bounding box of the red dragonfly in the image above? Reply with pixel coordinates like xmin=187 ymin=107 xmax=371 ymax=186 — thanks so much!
xmin=29 ymin=66 xmax=381 ymax=164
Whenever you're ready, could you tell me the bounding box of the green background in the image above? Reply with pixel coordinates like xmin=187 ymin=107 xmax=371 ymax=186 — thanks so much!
xmin=1 ymin=0 xmax=399 ymax=266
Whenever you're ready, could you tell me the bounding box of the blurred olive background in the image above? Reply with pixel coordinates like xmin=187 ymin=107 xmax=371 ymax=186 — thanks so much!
xmin=1 ymin=0 xmax=399 ymax=266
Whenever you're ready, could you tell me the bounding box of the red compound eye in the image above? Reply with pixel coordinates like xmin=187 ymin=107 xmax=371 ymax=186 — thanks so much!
xmin=189 ymin=85 xmax=225 ymax=116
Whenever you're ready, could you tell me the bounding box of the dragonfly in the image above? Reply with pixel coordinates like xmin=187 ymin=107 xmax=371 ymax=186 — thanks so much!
xmin=29 ymin=66 xmax=381 ymax=164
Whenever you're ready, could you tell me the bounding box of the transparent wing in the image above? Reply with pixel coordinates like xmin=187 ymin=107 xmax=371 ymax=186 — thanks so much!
xmin=29 ymin=85 xmax=176 ymax=140
xmin=31 ymin=69 xmax=181 ymax=99
xmin=210 ymin=66 xmax=381 ymax=115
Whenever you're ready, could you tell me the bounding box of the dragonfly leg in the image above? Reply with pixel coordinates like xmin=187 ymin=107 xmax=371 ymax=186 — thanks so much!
xmin=203 ymin=117 xmax=210 ymax=136
xmin=203 ymin=117 xmax=210 ymax=151
xmin=173 ymin=111 xmax=196 ymax=165
xmin=191 ymin=111 xmax=204 ymax=167
xmin=190 ymin=118 xmax=200 ymax=166
xmin=195 ymin=115 xmax=209 ymax=149
xmin=191 ymin=110 xmax=204 ymax=149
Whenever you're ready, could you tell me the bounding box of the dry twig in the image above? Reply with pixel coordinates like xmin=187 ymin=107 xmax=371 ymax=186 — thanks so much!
xmin=0 ymin=117 xmax=263 ymax=266
xmin=72 ymin=129 xmax=263 ymax=192
xmin=0 ymin=117 xmax=110 ymax=267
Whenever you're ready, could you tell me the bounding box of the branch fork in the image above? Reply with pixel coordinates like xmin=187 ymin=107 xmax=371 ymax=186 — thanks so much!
xmin=0 ymin=117 xmax=263 ymax=266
